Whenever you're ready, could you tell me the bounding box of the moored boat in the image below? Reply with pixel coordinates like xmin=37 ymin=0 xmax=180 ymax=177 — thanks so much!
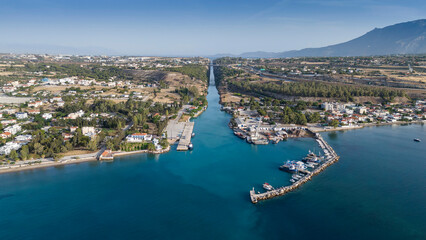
xmin=263 ymin=182 xmax=274 ymax=191
xmin=279 ymin=161 xmax=298 ymax=173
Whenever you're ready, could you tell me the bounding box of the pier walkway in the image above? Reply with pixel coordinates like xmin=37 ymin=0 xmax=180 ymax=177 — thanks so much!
xmin=250 ymin=132 xmax=339 ymax=203
xmin=177 ymin=122 xmax=194 ymax=151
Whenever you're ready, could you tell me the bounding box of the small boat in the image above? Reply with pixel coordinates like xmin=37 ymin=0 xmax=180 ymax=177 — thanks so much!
xmin=263 ymin=182 xmax=274 ymax=191
xmin=290 ymin=179 xmax=296 ymax=183
xmin=279 ymin=161 xmax=298 ymax=173
xmin=414 ymin=138 xmax=421 ymax=142
xmin=191 ymin=132 xmax=195 ymax=137
xmin=293 ymin=174 xmax=304 ymax=179
xmin=188 ymin=143 xmax=193 ymax=150
xmin=306 ymin=163 xmax=315 ymax=168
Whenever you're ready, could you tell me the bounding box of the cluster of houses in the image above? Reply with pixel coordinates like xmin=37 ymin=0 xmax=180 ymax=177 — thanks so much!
xmin=321 ymin=101 xmax=426 ymax=125
xmin=1 ymin=76 xmax=158 ymax=98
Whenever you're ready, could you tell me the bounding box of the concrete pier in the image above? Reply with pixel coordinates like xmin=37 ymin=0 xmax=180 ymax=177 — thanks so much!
xmin=177 ymin=122 xmax=194 ymax=151
xmin=250 ymin=132 xmax=339 ymax=203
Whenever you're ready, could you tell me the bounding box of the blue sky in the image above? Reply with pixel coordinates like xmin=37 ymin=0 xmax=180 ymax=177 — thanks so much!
xmin=0 ymin=0 xmax=424 ymax=55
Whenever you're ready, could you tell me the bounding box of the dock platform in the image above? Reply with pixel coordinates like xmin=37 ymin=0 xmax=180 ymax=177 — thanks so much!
xmin=177 ymin=122 xmax=194 ymax=151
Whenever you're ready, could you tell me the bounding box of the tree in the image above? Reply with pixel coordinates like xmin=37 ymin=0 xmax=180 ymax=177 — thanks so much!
xmin=33 ymin=142 xmax=44 ymax=156
xmin=106 ymin=139 xmax=115 ymax=150
xmin=330 ymin=119 xmax=340 ymax=128
xmin=88 ymin=138 xmax=98 ymax=151
xmin=9 ymin=150 xmax=18 ymax=161
xmin=20 ymin=145 xmax=29 ymax=160
xmin=147 ymin=143 xmax=156 ymax=151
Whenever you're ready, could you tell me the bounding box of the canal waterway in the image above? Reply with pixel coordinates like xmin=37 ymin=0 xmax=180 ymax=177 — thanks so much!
xmin=0 ymin=65 xmax=425 ymax=240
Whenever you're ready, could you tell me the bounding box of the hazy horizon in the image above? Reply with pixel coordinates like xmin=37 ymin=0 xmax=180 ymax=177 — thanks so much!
xmin=1 ymin=0 xmax=425 ymax=56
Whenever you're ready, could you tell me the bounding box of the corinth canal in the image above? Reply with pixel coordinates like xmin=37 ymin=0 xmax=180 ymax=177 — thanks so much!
xmin=0 ymin=64 xmax=425 ymax=240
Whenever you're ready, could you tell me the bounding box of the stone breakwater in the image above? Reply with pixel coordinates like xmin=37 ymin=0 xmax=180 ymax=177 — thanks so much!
xmin=250 ymin=132 xmax=339 ymax=204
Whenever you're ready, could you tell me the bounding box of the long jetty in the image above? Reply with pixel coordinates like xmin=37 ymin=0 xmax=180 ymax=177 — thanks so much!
xmin=177 ymin=122 xmax=194 ymax=151
xmin=250 ymin=132 xmax=339 ymax=204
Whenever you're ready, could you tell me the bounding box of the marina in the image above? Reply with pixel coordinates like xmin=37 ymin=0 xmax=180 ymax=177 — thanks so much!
xmin=250 ymin=131 xmax=339 ymax=203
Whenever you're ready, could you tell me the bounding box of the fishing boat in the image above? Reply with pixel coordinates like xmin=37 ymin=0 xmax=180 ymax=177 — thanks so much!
xmin=414 ymin=138 xmax=421 ymax=142
xmin=263 ymin=182 xmax=274 ymax=191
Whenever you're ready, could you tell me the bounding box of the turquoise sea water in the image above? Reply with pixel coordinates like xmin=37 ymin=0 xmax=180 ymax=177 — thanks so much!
xmin=0 ymin=67 xmax=425 ymax=240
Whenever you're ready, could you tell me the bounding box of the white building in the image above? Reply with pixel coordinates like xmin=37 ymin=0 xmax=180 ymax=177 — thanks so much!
xmin=126 ymin=133 xmax=153 ymax=142
xmin=82 ymin=127 xmax=96 ymax=137
xmin=0 ymin=142 xmax=21 ymax=155
xmin=1 ymin=119 xmax=17 ymax=126
xmin=42 ymin=113 xmax=53 ymax=120
xmin=66 ymin=110 xmax=85 ymax=119
xmin=50 ymin=97 xmax=63 ymax=103
xmin=15 ymin=134 xmax=32 ymax=143
xmin=4 ymin=124 xmax=21 ymax=135
xmin=321 ymin=102 xmax=346 ymax=112
xmin=28 ymin=101 xmax=43 ymax=108
xmin=15 ymin=112 xmax=28 ymax=119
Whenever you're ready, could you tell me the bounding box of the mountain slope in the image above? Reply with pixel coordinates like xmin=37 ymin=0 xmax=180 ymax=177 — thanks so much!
xmin=239 ymin=19 xmax=426 ymax=58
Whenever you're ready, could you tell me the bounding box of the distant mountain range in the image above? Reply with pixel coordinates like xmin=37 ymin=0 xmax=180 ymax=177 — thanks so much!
xmin=214 ymin=19 xmax=426 ymax=58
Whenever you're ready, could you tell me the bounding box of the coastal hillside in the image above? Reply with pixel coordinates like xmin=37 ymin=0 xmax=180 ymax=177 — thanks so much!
xmin=237 ymin=19 xmax=426 ymax=58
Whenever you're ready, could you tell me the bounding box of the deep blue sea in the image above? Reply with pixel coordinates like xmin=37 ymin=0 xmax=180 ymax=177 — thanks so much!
xmin=0 ymin=67 xmax=425 ymax=240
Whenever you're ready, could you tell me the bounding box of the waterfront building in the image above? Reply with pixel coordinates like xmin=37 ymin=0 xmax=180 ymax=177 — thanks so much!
xmin=126 ymin=133 xmax=153 ymax=142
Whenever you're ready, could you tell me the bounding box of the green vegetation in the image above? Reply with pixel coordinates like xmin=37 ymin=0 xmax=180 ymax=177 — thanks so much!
xmin=14 ymin=63 xmax=132 ymax=81
xmin=164 ymin=64 xmax=209 ymax=82
xmin=213 ymin=66 xmax=244 ymax=86
xmin=228 ymin=80 xmax=405 ymax=102
xmin=120 ymin=142 xmax=149 ymax=151
xmin=24 ymin=128 xmax=93 ymax=159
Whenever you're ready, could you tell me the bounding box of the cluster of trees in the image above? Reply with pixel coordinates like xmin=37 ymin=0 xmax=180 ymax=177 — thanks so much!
xmin=175 ymin=86 xmax=200 ymax=104
xmin=59 ymin=99 xmax=179 ymax=118
xmin=22 ymin=115 xmax=50 ymax=130
xmin=228 ymin=80 xmax=405 ymax=102
xmin=21 ymin=63 xmax=132 ymax=81
xmin=213 ymin=66 xmax=244 ymax=86
xmin=192 ymin=95 xmax=207 ymax=107
xmin=120 ymin=142 xmax=150 ymax=151
xmin=20 ymin=128 xmax=93 ymax=160
xmin=214 ymin=57 xmax=246 ymax=65
xmin=238 ymin=97 xmax=322 ymax=125
xmin=164 ymin=64 xmax=209 ymax=82
xmin=255 ymin=106 xmax=321 ymax=125
xmin=106 ymin=131 xmax=125 ymax=151
xmin=119 ymin=138 xmax=168 ymax=152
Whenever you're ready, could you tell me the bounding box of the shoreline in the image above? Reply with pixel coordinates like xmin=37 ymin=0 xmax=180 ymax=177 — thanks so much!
xmin=0 ymin=156 xmax=97 ymax=175
xmin=0 ymin=146 xmax=171 ymax=175
xmin=310 ymin=120 xmax=425 ymax=133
